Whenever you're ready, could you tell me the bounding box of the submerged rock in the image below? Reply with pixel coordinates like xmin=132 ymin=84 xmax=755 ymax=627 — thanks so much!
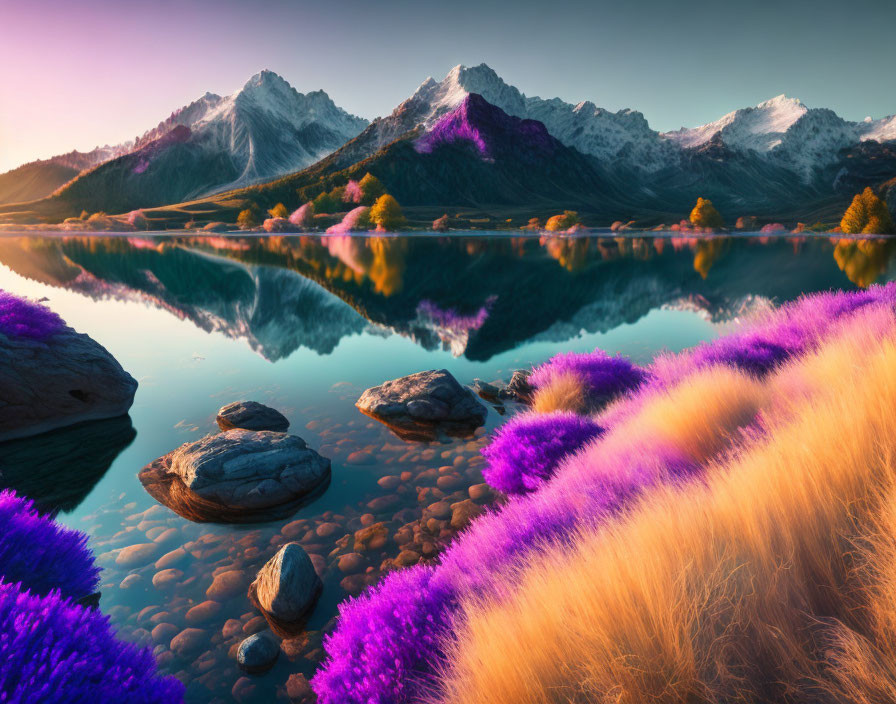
xmin=356 ymin=369 xmax=487 ymax=441
xmin=216 ymin=401 xmax=290 ymax=432
xmin=0 ymin=324 xmax=137 ymax=442
xmin=237 ymin=633 xmax=279 ymax=673
xmin=139 ymin=430 xmax=330 ymax=523
xmin=249 ymin=543 xmax=322 ymax=637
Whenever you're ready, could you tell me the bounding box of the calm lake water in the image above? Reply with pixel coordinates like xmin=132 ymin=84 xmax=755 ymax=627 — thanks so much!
xmin=0 ymin=232 xmax=892 ymax=703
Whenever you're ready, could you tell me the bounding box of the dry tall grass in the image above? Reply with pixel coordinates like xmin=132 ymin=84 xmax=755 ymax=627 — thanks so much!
xmin=531 ymin=371 xmax=590 ymax=414
xmin=436 ymin=318 xmax=896 ymax=704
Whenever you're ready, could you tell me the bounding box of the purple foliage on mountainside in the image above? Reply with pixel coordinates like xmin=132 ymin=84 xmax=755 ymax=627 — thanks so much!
xmin=415 ymin=94 xmax=557 ymax=161
xmin=0 ymin=582 xmax=184 ymax=703
xmin=0 ymin=290 xmax=65 ymax=340
xmin=312 ymin=286 xmax=896 ymax=704
xmin=481 ymin=412 xmax=604 ymax=495
xmin=0 ymin=490 xmax=99 ymax=601
xmin=416 ymin=297 xmax=494 ymax=334
xmin=529 ymin=349 xmax=647 ymax=405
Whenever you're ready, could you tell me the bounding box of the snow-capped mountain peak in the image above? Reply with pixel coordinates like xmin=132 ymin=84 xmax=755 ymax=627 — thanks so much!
xmin=663 ymin=93 xmax=896 ymax=179
xmin=375 ymin=63 xmax=673 ymax=170
xmin=664 ymin=94 xmax=808 ymax=152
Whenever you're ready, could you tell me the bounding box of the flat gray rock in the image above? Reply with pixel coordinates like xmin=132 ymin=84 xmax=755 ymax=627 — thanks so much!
xmin=0 ymin=326 xmax=137 ymax=442
xmin=356 ymin=369 xmax=487 ymax=441
xmin=139 ymin=430 xmax=330 ymax=523
xmin=217 ymin=401 xmax=289 ymax=432
xmin=249 ymin=543 xmax=322 ymax=636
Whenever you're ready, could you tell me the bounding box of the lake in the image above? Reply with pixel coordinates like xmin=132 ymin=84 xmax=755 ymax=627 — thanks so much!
xmin=0 ymin=232 xmax=891 ymax=703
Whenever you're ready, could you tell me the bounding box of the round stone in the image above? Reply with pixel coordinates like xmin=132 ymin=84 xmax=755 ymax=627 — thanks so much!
xmin=237 ymin=633 xmax=279 ymax=673
xmin=216 ymin=401 xmax=290 ymax=432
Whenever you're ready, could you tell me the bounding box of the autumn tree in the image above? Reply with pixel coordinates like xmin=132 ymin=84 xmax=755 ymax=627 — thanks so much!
xmin=237 ymin=208 xmax=258 ymax=229
xmin=544 ymin=211 xmax=580 ymax=232
xmin=359 ymin=173 xmax=387 ymax=206
xmin=370 ymin=194 xmax=407 ymax=231
xmin=689 ymin=197 xmax=724 ymax=229
xmin=268 ymin=202 xmax=289 ymax=219
xmin=840 ymin=187 xmax=896 ymax=235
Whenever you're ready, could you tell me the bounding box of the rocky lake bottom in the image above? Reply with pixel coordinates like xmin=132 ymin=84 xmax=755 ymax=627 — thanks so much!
xmin=2 ymin=232 xmax=895 ymax=702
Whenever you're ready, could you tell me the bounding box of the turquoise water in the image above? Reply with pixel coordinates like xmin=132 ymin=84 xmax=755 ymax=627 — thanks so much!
xmin=0 ymin=233 xmax=886 ymax=702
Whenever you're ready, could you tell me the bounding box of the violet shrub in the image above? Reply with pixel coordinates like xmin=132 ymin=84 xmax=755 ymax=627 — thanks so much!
xmin=529 ymin=349 xmax=647 ymax=406
xmin=0 ymin=582 xmax=184 ymax=703
xmin=0 ymin=290 xmax=65 ymax=340
xmin=0 ymin=490 xmax=98 ymax=600
xmin=481 ymin=412 xmax=604 ymax=495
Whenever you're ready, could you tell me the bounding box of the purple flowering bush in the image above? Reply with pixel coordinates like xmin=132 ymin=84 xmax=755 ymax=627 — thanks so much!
xmin=481 ymin=412 xmax=604 ymax=495
xmin=0 ymin=490 xmax=182 ymax=702
xmin=312 ymin=285 xmax=896 ymax=704
xmin=0 ymin=290 xmax=65 ymax=340
xmin=0 ymin=582 xmax=184 ymax=703
xmin=0 ymin=490 xmax=99 ymax=600
xmin=529 ymin=349 xmax=647 ymax=409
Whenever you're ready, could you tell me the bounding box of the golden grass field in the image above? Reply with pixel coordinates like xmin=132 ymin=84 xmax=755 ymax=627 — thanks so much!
xmin=435 ymin=308 xmax=896 ymax=704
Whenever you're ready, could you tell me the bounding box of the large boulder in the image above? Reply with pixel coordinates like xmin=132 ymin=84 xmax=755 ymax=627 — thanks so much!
xmin=249 ymin=543 xmax=321 ymax=637
xmin=139 ymin=430 xmax=330 ymax=523
xmin=356 ymin=369 xmax=487 ymax=441
xmin=0 ymin=323 xmax=137 ymax=442
xmin=216 ymin=401 xmax=289 ymax=432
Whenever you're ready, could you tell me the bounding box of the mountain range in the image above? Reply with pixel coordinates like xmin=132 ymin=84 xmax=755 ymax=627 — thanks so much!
xmin=1 ymin=64 xmax=895 ymax=225
xmin=0 ymin=70 xmax=367 ymax=211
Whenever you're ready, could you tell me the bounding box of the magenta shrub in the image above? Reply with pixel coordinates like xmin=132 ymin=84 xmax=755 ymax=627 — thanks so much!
xmin=529 ymin=349 xmax=647 ymax=407
xmin=481 ymin=412 xmax=603 ymax=494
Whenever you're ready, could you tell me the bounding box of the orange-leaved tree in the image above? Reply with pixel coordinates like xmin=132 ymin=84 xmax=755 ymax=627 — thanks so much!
xmin=689 ymin=197 xmax=724 ymax=229
xmin=370 ymin=194 xmax=407 ymax=231
xmin=840 ymin=187 xmax=896 ymax=235
xmin=544 ymin=211 xmax=580 ymax=232
xmin=268 ymin=202 xmax=289 ymax=219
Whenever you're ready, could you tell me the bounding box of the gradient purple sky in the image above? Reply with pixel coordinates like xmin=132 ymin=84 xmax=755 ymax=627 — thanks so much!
xmin=2 ymin=0 xmax=895 ymax=173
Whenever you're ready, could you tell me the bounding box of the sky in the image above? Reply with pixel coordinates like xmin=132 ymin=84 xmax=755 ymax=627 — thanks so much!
xmin=1 ymin=0 xmax=895 ymax=173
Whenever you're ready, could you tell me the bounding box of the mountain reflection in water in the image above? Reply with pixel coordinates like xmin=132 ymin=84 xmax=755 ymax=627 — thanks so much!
xmin=0 ymin=233 xmax=892 ymax=362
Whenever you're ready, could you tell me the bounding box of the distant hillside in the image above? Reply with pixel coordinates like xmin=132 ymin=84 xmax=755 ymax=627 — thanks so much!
xmin=0 ymin=70 xmax=367 ymax=220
